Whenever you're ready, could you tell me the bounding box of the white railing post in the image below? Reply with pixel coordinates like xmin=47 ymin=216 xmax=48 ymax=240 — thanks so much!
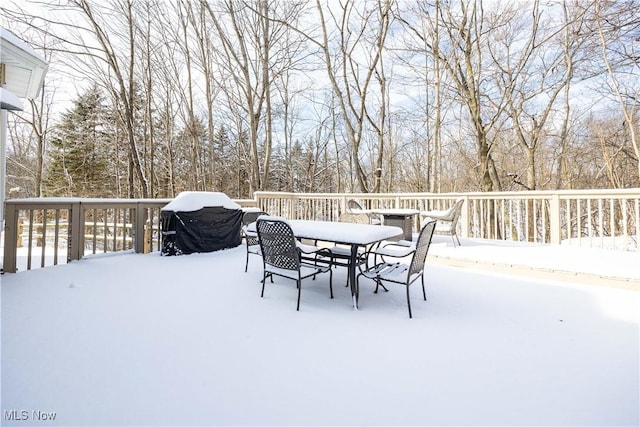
xmin=460 ymin=197 xmax=470 ymax=239
xmin=549 ymin=194 xmax=561 ymax=245
xmin=289 ymin=193 xmax=296 ymax=219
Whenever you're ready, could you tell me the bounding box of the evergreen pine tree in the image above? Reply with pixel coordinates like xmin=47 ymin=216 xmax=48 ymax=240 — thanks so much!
xmin=44 ymin=86 xmax=112 ymax=196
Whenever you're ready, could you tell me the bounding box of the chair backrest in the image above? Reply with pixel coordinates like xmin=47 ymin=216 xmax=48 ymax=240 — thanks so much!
xmin=243 ymin=210 xmax=268 ymax=227
xmin=448 ymin=199 xmax=465 ymax=230
xmin=347 ymin=199 xmax=364 ymax=213
xmin=256 ymin=217 xmax=300 ymax=272
xmin=426 ymin=198 xmax=464 ymax=232
xmin=338 ymin=212 xmax=370 ymax=224
xmin=407 ymin=220 xmax=436 ymax=280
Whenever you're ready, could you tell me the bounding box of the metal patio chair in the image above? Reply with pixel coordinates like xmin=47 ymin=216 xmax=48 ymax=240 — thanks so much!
xmin=242 ymin=210 xmax=268 ymax=272
xmin=346 ymin=199 xmax=382 ymax=225
xmin=356 ymin=221 xmax=436 ymax=318
xmin=256 ymin=216 xmax=333 ymax=311
xmin=420 ymin=198 xmax=464 ymax=247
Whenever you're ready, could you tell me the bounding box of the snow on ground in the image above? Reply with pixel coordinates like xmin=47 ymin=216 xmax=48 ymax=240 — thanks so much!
xmin=427 ymin=237 xmax=640 ymax=282
xmin=1 ymin=238 xmax=639 ymax=426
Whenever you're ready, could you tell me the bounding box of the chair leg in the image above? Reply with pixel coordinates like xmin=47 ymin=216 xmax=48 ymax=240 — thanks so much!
xmin=374 ymin=278 xmax=388 ymax=293
xmin=329 ymin=269 xmax=334 ymax=298
xmin=421 ymin=275 xmax=426 ymax=301
xmin=261 ymin=272 xmax=268 ymax=297
xmin=245 ymin=249 xmax=250 ymax=272
xmin=296 ymin=279 xmax=302 ymax=311
xmin=406 ymin=285 xmax=413 ymax=318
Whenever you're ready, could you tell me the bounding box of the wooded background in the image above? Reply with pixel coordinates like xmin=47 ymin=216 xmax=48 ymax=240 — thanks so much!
xmin=1 ymin=0 xmax=638 ymax=199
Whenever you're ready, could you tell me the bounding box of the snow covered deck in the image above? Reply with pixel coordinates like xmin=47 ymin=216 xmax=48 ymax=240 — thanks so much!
xmin=2 ymin=236 xmax=639 ymax=426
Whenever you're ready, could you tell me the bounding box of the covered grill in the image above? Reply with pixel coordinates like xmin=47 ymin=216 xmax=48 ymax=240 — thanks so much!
xmin=161 ymin=192 xmax=243 ymax=256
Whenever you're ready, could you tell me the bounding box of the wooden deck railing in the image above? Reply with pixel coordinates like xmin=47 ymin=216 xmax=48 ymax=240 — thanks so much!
xmin=252 ymin=189 xmax=639 ymax=250
xmin=2 ymin=198 xmax=173 ymax=273
xmin=2 ymin=190 xmax=638 ymax=273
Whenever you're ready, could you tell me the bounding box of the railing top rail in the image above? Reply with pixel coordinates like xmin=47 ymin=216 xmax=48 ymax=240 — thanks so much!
xmin=254 ymin=189 xmax=640 ymax=199
xmin=2 ymin=201 xmax=78 ymax=209
xmin=5 ymin=197 xmax=173 ymax=204
xmin=6 ymin=189 xmax=639 ymax=208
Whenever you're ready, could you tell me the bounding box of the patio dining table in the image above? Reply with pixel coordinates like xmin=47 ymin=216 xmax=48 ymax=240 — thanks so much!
xmin=249 ymin=219 xmax=402 ymax=309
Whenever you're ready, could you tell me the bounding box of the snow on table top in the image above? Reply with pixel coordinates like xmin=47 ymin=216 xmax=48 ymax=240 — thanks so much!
xmin=247 ymin=218 xmax=402 ymax=245
xmin=373 ymin=208 xmax=420 ymax=215
xmin=161 ymin=191 xmax=241 ymax=212
xmin=290 ymin=219 xmax=401 ymax=245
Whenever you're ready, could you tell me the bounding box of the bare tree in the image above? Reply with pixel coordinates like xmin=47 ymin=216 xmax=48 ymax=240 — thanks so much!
xmin=3 ymin=0 xmax=638 ymax=198
xmin=0 ymin=7 xmax=66 ymax=197
xmin=400 ymin=0 xmax=506 ymax=192
xmin=203 ymin=1 xmax=304 ymax=194
xmin=490 ymin=0 xmax=570 ymax=191
xmin=183 ymin=1 xmax=220 ymax=191
xmin=392 ymin=0 xmax=445 ymax=192
xmin=594 ymin=0 xmax=640 ymax=183
xmin=314 ymin=0 xmax=392 ymax=193
xmin=63 ymin=0 xmax=149 ymax=197
xmin=556 ymin=0 xmax=584 ymax=190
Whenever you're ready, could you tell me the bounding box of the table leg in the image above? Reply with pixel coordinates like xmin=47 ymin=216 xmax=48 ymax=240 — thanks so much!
xmin=350 ymin=244 xmax=359 ymax=310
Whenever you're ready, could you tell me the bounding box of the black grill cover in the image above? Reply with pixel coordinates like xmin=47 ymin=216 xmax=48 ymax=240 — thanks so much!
xmin=161 ymin=206 xmax=242 ymax=256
